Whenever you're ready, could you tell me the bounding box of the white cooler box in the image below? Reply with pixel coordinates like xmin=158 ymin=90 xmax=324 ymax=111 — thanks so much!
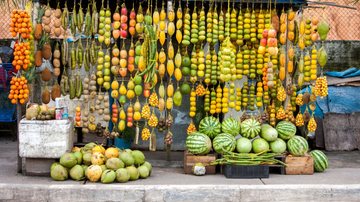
xmin=19 ymin=119 xmax=74 ymax=158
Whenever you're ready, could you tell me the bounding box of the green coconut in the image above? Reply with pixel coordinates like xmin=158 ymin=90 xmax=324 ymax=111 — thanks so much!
xmin=126 ymin=166 xmax=139 ymax=181
xmin=59 ymin=152 xmax=77 ymax=168
xmin=69 ymin=165 xmax=85 ymax=181
xmin=116 ymin=168 xmax=130 ymax=183
xmin=106 ymin=158 xmax=124 ymax=170
xmin=50 ymin=164 xmax=68 ymax=181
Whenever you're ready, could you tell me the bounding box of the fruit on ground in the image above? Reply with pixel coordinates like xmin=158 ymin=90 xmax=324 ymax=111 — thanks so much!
xmin=116 ymin=168 xmax=130 ymax=182
xmin=119 ymin=151 xmax=135 ymax=166
xmin=236 ymin=138 xmax=252 ymax=153
xmin=131 ymin=150 xmax=145 ymax=166
xmin=287 ymin=136 xmax=309 ymax=156
xmin=252 ymin=138 xmax=270 ymax=153
xmin=199 ymin=116 xmax=221 ymax=139
xmin=221 ymin=117 xmax=241 ymax=136
xmin=137 ymin=165 xmax=150 ymax=178
xmin=82 ymin=152 xmax=92 ymax=165
xmin=50 ymin=164 xmax=68 ymax=181
xmin=105 ymin=147 xmax=119 ymax=159
xmin=142 ymin=161 xmax=152 ymax=176
xmin=186 ymin=132 xmax=212 ymax=155
xmin=212 ymin=133 xmax=236 ymax=154
xmin=59 ymin=152 xmax=77 ymax=168
xmin=69 ymin=165 xmax=85 ymax=181
xmin=270 ymin=138 xmax=287 ymax=153
xmin=276 ymin=121 xmax=297 ymax=140
xmin=86 ymin=165 xmax=103 ymax=182
xmin=101 ymin=169 xmax=116 ymax=183
xmin=260 ymin=124 xmax=278 ymax=142
xmin=106 ymin=158 xmax=124 ymax=170
xmin=126 ymin=166 xmax=140 ymax=181
xmin=240 ymin=118 xmax=261 ymax=139
xmin=91 ymin=152 xmax=106 ymax=165
xmin=73 ymin=151 xmax=83 ymax=164
xmin=310 ymin=150 xmax=329 ymax=172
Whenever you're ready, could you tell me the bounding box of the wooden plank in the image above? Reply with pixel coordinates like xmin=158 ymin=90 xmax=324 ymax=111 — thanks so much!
xmin=183 ymin=151 xmax=216 ymax=174
xmin=327 ymin=76 xmax=360 ymax=86
xmin=285 ymin=155 xmax=314 ymax=175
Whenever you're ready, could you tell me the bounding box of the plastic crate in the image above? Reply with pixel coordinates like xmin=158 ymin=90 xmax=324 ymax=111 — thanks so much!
xmin=223 ymin=165 xmax=269 ymax=179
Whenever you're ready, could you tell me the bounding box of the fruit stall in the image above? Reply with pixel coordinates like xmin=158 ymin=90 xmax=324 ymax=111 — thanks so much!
xmin=4 ymin=0 xmax=345 ymax=182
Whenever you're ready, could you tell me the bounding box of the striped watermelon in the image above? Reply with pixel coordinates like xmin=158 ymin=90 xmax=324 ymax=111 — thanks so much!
xmin=186 ymin=132 xmax=212 ymax=155
xmin=276 ymin=121 xmax=296 ymax=140
xmin=287 ymin=136 xmax=309 ymax=156
xmin=240 ymin=118 xmax=261 ymax=139
xmin=310 ymin=150 xmax=329 ymax=172
xmin=221 ymin=117 xmax=241 ymax=136
xmin=212 ymin=133 xmax=236 ymax=154
xmin=199 ymin=116 xmax=221 ymax=139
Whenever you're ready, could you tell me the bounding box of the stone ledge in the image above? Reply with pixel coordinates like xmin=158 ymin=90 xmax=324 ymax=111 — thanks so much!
xmin=1 ymin=183 xmax=360 ymax=202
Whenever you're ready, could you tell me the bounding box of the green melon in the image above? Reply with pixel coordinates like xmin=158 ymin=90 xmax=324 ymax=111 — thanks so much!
xmin=310 ymin=150 xmax=329 ymax=172
xmin=199 ymin=116 xmax=222 ymax=139
xmin=276 ymin=121 xmax=296 ymax=140
xmin=186 ymin=132 xmax=212 ymax=155
xmin=287 ymin=136 xmax=309 ymax=156
xmin=212 ymin=133 xmax=236 ymax=154
xmin=221 ymin=117 xmax=241 ymax=136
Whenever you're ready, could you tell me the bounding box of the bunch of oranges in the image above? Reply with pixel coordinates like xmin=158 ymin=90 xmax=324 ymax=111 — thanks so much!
xmin=8 ymin=76 xmax=29 ymax=105
xmin=9 ymin=9 xmax=32 ymax=39
xmin=12 ymin=42 xmax=31 ymax=70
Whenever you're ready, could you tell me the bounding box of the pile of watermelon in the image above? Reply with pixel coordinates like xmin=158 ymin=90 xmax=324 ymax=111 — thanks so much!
xmin=185 ymin=116 xmax=329 ymax=173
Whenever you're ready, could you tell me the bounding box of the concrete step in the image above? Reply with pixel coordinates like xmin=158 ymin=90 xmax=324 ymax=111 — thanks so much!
xmin=1 ymin=183 xmax=360 ymax=202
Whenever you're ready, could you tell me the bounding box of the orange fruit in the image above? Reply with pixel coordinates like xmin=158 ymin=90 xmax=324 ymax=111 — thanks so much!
xmin=11 ymin=99 xmax=17 ymax=104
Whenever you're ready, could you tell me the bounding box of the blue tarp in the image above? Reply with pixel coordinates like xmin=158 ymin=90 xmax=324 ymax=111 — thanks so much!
xmin=326 ymin=67 xmax=360 ymax=78
xmin=298 ymin=68 xmax=360 ymax=118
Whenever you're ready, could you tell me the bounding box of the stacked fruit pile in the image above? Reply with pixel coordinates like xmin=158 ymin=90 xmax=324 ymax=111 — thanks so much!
xmin=186 ymin=116 xmax=329 ymax=172
xmin=50 ymin=142 xmax=152 ymax=183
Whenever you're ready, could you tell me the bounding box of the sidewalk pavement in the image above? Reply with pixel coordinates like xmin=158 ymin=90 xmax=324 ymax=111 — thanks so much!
xmin=1 ymin=138 xmax=360 ymax=202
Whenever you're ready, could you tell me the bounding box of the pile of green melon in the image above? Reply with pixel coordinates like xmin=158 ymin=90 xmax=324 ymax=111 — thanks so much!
xmin=50 ymin=142 xmax=152 ymax=183
xmin=186 ymin=117 xmax=329 ymax=172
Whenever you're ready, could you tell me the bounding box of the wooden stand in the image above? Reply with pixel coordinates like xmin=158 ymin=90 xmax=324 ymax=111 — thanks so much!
xmin=183 ymin=151 xmax=216 ymax=174
xmin=285 ymin=155 xmax=314 ymax=175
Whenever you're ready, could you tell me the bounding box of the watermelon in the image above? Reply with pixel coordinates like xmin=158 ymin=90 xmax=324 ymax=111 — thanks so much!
xmin=186 ymin=132 xmax=212 ymax=155
xmin=276 ymin=121 xmax=296 ymax=140
xmin=212 ymin=133 xmax=236 ymax=154
xmin=260 ymin=124 xmax=278 ymax=142
xmin=287 ymin=136 xmax=309 ymax=156
xmin=310 ymin=150 xmax=329 ymax=172
xmin=270 ymin=138 xmax=287 ymax=153
xmin=199 ymin=116 xmax=222 ymax=139
xmin=236 ymin=138 xmax=252 ymax=153
xmin=221 ymin=117 xmax=241 ymax=136
xmin=252 ymin=138 xmax=270 ymax=154
xmin=240 ymin=118 xmax=261 ymax=139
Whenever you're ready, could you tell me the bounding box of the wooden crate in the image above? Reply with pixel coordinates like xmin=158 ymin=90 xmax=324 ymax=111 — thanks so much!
xmin=183 ymin=151 xmax=216 ymax=174
xmin=285 ymin=155 xmax=314 ymax=175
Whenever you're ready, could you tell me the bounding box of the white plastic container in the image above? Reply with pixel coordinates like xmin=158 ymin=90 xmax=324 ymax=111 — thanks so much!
xmin=19 ymin=119 xmax=74 ymax=158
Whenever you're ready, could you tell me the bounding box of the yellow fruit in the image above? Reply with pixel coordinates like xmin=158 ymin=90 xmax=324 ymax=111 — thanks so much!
xmin=126 ymin=89 xmax=135 ymax=100
xmin=176 ymin=30 xmax=182 ymax=44
xmin=159 ymin=49 xmax=166 ymax=63
xmin=111 ymin=90 xmax=119 ymax=99
xmin=174 ymin=68 xmax=182 ymax=81
xmin=166 ymin=97 xmax=173 ymax=110
xmin=92 ymin=145 xmax=105 ymax=154
xmin=174 ymin=52 xmax=182 ymax=68
xmin=133 ymin=111 xmax=141 ymax=121
xmin=168 ymin=22 xmax=175 ymax=36
xmin=119 ymin=108 xmax=126 ymax=120
xmin=153 ymin=9 xmax=160 ymax=24
xmin=159 ymin=31 xmax=166 ymax=46
xmin=167 ymin=83 xmax=174 ymax=97
xmin=168 ymin=41 xmax=174 ymax=59
xmin=118 ymin=120 xmax=126 ymax=131
xmin=167 ymin=60 xmax=175 ymax=76
xmin=105 ymin=147 xmax=119 ymax=159
xmin=119 ymin=83 xmax=127 ymax=95
xmin=111 ymin=80 xmax=119 ymax=90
